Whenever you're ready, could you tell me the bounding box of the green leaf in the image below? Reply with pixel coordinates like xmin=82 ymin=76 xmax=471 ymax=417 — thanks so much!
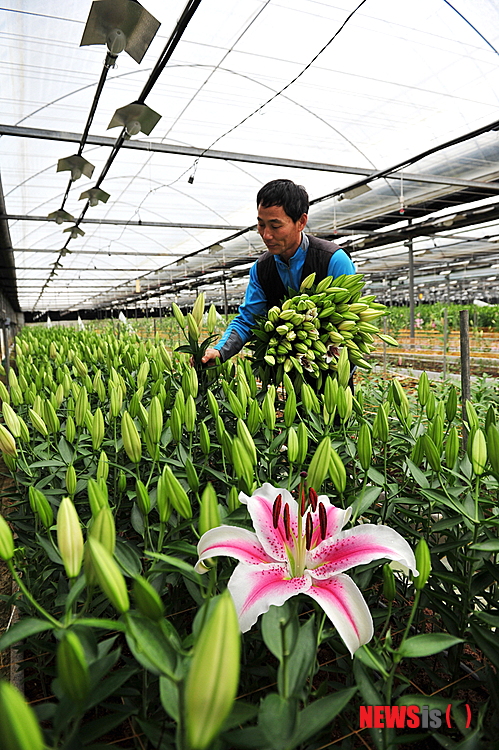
xmin=35 ymin=532 xmax=63 ymax=565
xmin=291 ymin=687 xmax=357 ymax=746
xmin=0 ymin=617 xmax=55 ymax=651
xmin=57 ymin=436 xmax=74 ymax=465
xmin=469 ymin=540 xmax=499 ymax=552
xmin=258 ymin=694 xmax=298 ymax=750
xmin=350 ymin=485 xmax=382 ymax=519
xmin=283 ymin=615 xmax=316 ymax=698
xmin=160 ymin=675 xmax=179 ymax=721
xmin=397 ymin=633 xmax=463 ymax=658
xmin=221 ymin=701 xmax=259 ymax=732
xmin=85 ymin=666 xmax=137 ymax=711
xmin=124 ymin=612 xmax=179 ymax=679
xmin=405 ymin=458 xmax=430 ymax=488
xmin=354 ymin=644 xmax=390 ymax=678
xmin=114 ymin=539 xmax=142 ymax=577
xmin=261 ymin=601 xmax=298 ymax=663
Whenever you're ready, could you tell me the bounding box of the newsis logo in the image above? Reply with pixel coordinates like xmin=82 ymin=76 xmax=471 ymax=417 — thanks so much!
xmin=360 ymin=704 xmax=472 ymax=730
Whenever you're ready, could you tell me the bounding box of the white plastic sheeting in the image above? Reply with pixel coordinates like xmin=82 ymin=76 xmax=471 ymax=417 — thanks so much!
xmin=2 ymin=0 xmax=499 ymax=311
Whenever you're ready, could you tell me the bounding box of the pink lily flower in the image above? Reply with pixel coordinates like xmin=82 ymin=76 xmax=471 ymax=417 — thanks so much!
xmin=195 ymin=483 xmax=417 ymax=655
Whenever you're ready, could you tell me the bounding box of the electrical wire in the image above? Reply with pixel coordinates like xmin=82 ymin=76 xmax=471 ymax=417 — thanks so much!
xmin=442 ymin=0 xmax=499 ymax=56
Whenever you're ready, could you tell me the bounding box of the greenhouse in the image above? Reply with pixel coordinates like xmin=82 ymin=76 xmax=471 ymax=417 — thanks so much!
xmin=1 ymin=1 xmax=499 ymax=749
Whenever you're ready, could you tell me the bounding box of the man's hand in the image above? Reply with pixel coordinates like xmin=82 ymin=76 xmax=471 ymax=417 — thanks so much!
xmin=201 ymin=347 xmax=221 ymax=365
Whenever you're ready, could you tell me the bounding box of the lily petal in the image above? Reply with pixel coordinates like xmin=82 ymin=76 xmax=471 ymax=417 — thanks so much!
xmin=195 ymin=526 xmax=273 ymax=573
xmin=228 ymin=562 xmax=311 ymax=632
xmin=307 ymin=573 xmax=373 ymax=655
xmin=246 ymin=484 xmax=299 ymax=562
xmin=307 ymin=524 xmax=417 ymax=578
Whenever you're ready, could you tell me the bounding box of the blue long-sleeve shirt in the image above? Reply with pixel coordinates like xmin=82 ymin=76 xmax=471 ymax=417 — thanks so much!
xmin=215 ymin=233 xmax=356 ymax=361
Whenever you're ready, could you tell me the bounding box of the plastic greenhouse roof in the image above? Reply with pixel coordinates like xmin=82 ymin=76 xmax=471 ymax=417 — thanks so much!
xmin=3 ymin=0 xmax=499 ymax=315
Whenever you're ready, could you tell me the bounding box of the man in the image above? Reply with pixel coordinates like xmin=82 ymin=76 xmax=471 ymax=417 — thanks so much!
xmin=201 ymin=178 xmax=355 ymax=365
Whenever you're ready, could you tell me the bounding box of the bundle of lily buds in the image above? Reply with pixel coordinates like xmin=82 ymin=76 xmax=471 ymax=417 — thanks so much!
xmin=250 ymin=272 xmax=398 ymax=384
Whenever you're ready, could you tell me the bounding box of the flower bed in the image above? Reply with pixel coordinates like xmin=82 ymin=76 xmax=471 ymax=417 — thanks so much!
xmin=0 ymin=296 xmax=497 ymax=750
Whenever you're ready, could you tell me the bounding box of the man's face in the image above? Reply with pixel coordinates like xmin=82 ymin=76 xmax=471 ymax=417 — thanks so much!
xmin=257 ymin=204 xmax=307 ymax=262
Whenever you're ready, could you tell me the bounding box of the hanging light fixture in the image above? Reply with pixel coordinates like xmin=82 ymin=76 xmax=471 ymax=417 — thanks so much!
xmin=63 ymin=226 xmax=85 ymax=240
xmin=108 ymin=101 xmax=161 ymax=136
xmin=79 ymin=187 xmax=110 ymax=207
xmin=48 ymin=209 xmax=75 ymax=225
xmin=80 ymin=0 xmax=160 ymax=64
xmin=57 ymin=155 xmax=95 ymax=182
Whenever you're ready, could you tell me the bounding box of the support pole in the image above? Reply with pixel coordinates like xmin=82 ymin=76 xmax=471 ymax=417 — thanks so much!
xmin=460 ymin=309 xmax=471 ymax=448
xmin=443 ymin=308 xmax=448 ymax=380
xmin=407 ymin=226 xmax=415 ymax=344
xmin=222 ymin=274 xmax=228 ymax=323
xmin=2 ymin=320 xmax=10 ymax=387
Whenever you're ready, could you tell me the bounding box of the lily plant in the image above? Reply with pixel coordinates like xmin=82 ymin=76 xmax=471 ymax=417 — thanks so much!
xmin=196 ymin=482 xmax=417 ymax=655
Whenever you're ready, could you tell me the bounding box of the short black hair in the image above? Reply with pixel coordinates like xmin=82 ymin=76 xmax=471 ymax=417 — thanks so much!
xmin=256 ymin=179 xmax=309 ymax=223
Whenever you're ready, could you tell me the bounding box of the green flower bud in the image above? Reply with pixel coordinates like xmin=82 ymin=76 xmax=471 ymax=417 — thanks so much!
xmin=373 ymin=404 xmax=389 ymax=443
xmin=74 ymin=385 xmax=88 ymax=427
xmin=118 ymin=470 xmax=127 ymax=494
xmin=185 ymin=457 xmax=200 ymax=493
xmin=97 ymin=450 xmax=109 ymax=483
xmin=357 ymin=422 xmax=372 ymax=472
xmin=236 ymin=419 xmax=257 ymax=466
xmin=89 ymin=506 xmax=115 ymax=554
xmin=0 ymin=515 xmax=14 ymax=561
xmin=199 ymin=421 xmax=211 ymax=455
xmin=57 ymin=496 xmax=84 ymax=579
xmin=337 ymin=385 xmax=352 ymax=422
xmin=133 ymin=576 xmax=164 ymax=620
xmin=146 ymin=395 xmax=163 ymax=444
xmin=185 ymin=591 xmax=240 ymax=750
xmin=121 ymin=411 xmax=142 ymax=463
xmin=382 ymin=563 xmax=396 ymax=601
xmin=57 ymin=630 xmax=90 ymax=704
xmin=28 ymin=408 xmax=48 ymax=437
xmin=425 ymin=390 xmax=435 ymax=420
xmin=0 ymin=424 xmax=17 ymax=456
xmin=172 ymin=302 xmax=186 ymax=329
xmin=413 ymin=538 xmax=430 ymax=590
xmin=487 ymin=423 xmax=499 ymax=474
xmin=65 ymin=465 xmax=77 ymax=497
xmin=137 ymin=359 xmax=150 ymax=390
xmin=445 ymin=385 xmax=458 ymax=423
xmin=199 ymin=482 xmax=221 ymax=537
xmin=0 ymin=380 xmax=10 ymax=405
xmin=329 ymin=447 xmax=347 ymax=494
xmin=87 ymin=537 xmax=129 ymax=614
xmin=206 ymin=389 xmax=219 ymax=419
xmin=163 ymin=466 xmax=192 ymax=519
xmin=2 ymin=403 xmax=20 ymax=438
xmin=287 ymin=426 xmax=298 ymax=464
xmin=445 ymin=426 xmax=460 ymax=468
xmin=191 ymin=292 xmax=206 ymax=326
xmin=471 ymin=428 xmax=487 ymax=476
xmin=423 ymin=434 xmax=441 ymax=473
xmin=228 ymin=486 xmax=240 ymax=513
xmin=28 ymin=487 xmax=53 ymax=529
xmin=187 ymin=312 xmax=200 ymax=341
xmin=184 ymin=394 xmax=197 ymax=432
xmin=87 ymin=477 xmax=108 ymax=517
xmin=156 ymin=469 xmax=172 ymax=524
xmin=91 ymin=407 xmax=104 ymax=450
xmin=135 ymin=480 xmax=151 ymax=516
xmin=109 ymin=384 xmax=123 ymax=419
xmin=207 ymin=303 xmax=218 ymax=333
xmin=308 ymin=436 xmax=332 ymax=492
xmin=0 ymin=679 xmax=44 ymax=750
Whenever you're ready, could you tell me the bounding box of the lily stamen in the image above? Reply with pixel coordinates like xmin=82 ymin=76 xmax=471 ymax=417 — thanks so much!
xmin=309 ymin=487 xmax=318 ymax=512
xmin=272 ymin=493 xmax=282 ymax=529
xmin=300 ymin=487 xmax=307 ymax=516
xmin=305 ymin=512 xmax=313 ymax=550
xmin=283 ymin=503 xmax=291 ymax=540
xmin=319 ymin=502 xmax=327 ymax=540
